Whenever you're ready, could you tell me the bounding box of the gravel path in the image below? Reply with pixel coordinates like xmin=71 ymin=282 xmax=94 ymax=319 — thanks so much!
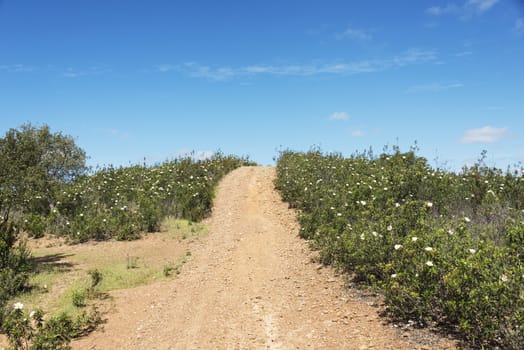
xmin=73 ymin=166 xmax=456 ymax=349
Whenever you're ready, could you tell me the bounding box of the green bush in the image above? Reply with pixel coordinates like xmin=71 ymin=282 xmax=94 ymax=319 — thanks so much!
xmin=1 ymin=302 xmax=101 ymax=350
xmin=276 ymin=148 xmax=524 ymax=349
xmin=0 ymin=223 xmax=31 ymax=314
xmin=43 ymin=153 xmax=251 ymax=242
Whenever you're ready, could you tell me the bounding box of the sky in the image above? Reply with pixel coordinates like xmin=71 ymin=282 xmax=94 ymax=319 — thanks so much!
xmin=1 ymin=0 xmax=523 ymax=171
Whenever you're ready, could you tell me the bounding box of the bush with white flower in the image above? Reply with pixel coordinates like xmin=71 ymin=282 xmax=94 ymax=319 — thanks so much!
xmin=276 ymin=147 xmax=524 ymax=349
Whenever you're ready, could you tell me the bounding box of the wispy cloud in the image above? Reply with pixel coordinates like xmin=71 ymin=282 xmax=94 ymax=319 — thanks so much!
xmin=461 ymin=126 xmax=509 ymax=143
xmin=329 ymin=112 xmax=350 ymax=121
xmin=351 ymin=128 xmax=365 ymax=137
xmin=336 ymin=26 xmax=372 ymax=41
xmin=453 ymin=51 xmax=473 ymax=57
xmin=63 ymin=66 xmax=110 ymax=78
xmin=427 ymin=0 xmax=498 ymax=18
xmin=426 ymin=4 xmax=461 ymax=16
xmin=468 ymin=0 xmax=498 ymax=12
xmin=0 ymin=64 xmax=35 ymax=72
xmin=158 ymin=48 xmax=438 ymax=81
xmin=99 ymin=128 xmax=130 ymax=140
xmin=405 ymin=82 xmax=463 ymax=93
xmin=515 ymin=18 xmax=524 ymax=34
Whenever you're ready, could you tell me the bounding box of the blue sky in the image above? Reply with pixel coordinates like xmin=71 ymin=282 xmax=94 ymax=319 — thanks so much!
xmin=1 ymin=0 xmax=523 ymax=170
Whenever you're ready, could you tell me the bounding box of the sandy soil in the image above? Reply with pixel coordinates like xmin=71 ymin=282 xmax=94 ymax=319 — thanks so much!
xmin=73 ymin=166 xmax=457 ymax=350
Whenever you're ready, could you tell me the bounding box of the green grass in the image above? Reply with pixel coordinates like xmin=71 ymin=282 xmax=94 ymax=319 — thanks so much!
xmin=11 ymin=217 xmax=204 ymax=318
xmin=161 ymin=217 xmax=207 ymax=240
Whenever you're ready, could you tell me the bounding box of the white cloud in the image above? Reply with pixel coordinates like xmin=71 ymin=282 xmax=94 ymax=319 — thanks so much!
xmin=426 ymin=4 xmax=461 ymax=16
xmin=351 ymin=128 xmax=365 ymax=137
xmin=336 ymin=26 xmax=372 ymax=41
xmin=329 ymin=112 xmax=350 ymax=121
xmin=0 ymin=64 xmax=35 ymax=72
xmin=454 ymin=51 xmax=473 ymax=57
xmin=63 ymin=68 xmax=84 ymax=78
xmin=405 ymin=82 xmax=463 ymax=93
xmin=515 ymin=18 xmax=524 ymax=33
xmin=99 ymin=128 xmax=130 ymax=140
xmin=63 ymin=66 xmax=110 ymax=78
xmin=460 ymin=126 xmax=509 ymax=143
xmin=160 ymin=48 xmax=438 ymax=81
xmin=427 ymin=0 xmax=498 ymax=18
xmin=467 ymin=0 xmax=498 ymax=12
xmin=156 ymin=64 xmax=177 ymax=72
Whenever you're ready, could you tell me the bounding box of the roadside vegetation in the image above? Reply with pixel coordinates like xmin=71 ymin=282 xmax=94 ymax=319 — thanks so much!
xmin=0 ymin=123 xmax=252 ymax=349
xmin=275 ymin=147 xmax=523 ymax=349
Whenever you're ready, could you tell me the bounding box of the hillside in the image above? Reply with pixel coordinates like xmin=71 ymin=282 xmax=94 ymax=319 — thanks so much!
xmin=72 ymin=166 xmax=456 ymax=349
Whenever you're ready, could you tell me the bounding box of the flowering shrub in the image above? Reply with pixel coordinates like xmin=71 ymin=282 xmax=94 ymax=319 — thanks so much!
xmin=276 ymin=148 xmax=523 ymax=349
xmin=31 ymin=153 xmax=251 ymax=242
xmin=1 ymin=301 xmax=101 ymax=350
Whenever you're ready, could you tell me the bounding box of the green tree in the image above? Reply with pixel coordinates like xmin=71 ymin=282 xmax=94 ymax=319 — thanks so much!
xmin=0 ymin=123 xmax=86 ymax=322
xmin=0 ymin=123 xmax=87 ymax=223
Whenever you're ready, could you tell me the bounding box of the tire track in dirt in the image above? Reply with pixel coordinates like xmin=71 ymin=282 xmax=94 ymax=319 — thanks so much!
xmin=73 ymin=166 xmax=456 ymax=349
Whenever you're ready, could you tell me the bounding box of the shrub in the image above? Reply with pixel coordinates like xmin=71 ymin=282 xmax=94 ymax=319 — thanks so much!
xmin=1 ymin=302 xmax=101 ymax=350
xmin=276 ymin=148 xmax=524 ymax=348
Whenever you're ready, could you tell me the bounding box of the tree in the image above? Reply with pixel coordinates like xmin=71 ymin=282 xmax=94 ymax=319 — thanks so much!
xmin=0 ymin=123 xmax=87 ymax=224
xmin=0 ymin=123 xmax=86 ymax=317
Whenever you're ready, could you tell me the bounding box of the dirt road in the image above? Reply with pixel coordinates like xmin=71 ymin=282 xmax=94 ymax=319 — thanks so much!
xmin=74 ymin=166 xmax=455 ymax=349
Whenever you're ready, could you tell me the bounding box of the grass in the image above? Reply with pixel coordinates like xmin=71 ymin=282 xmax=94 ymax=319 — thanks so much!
xmin=160 ymin=216 xmax=207 ymax=240
xmin=11 ymin=218 xmax=204 ymax=319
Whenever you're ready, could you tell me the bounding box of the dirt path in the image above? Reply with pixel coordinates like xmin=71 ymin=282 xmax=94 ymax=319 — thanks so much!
xmin=74 ymin=166 xmax=456 ymax=350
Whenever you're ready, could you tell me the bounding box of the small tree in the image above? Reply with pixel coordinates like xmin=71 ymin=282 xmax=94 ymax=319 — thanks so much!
xmin=0 ymin=123 xmax=87 ymax=322
xmin=0 ymin=123 xmax=87 ymax=223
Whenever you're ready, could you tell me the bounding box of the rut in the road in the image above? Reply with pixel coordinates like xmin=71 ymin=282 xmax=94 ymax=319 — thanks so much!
xmin=74 ymin=166 xmax=455 ymax=349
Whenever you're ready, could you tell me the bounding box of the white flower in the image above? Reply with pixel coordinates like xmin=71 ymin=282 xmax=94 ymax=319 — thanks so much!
xmin=468 ymin=249 xmax=476 ymax=254
xmin=337 ymin=213 xmax=342 ymax=217
xmin=412 ymin=236 xmax=418 ymax=242
xmin=387 ymin=225 xmax=393 ymax=231
xmin=360 ymin=200 xmax=367 ymax=206
xmin=464 ymin=217 xmax=471 ymax=223
xmin=360 ymin=233 xmax=365 ymax=240
xmin=13 ymin=302 xmax=24 ymax=310
xmin=447 ymin=229 xmax=454 ymax=235
xmin=391 ymin=273 xmax=397 ymax=278
xmin=425 ymin=201 xmax=433 ymax=208
xmin=395 ymin=202 xmax=401 ymax=208
xmin=425 ymin=261 xmax=434 ymax=267
xmin=372 ymin=231 xmax=378 ymax=237
xmin=424 ymin=247 xmax=433 ymax=252
xmin=394 ymin=244 xmax=402 ymax=250
xmin=29 ymin=311 xmax=36 ymax=318
xmin=501 ymin=274 xmax=508 ymax=283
